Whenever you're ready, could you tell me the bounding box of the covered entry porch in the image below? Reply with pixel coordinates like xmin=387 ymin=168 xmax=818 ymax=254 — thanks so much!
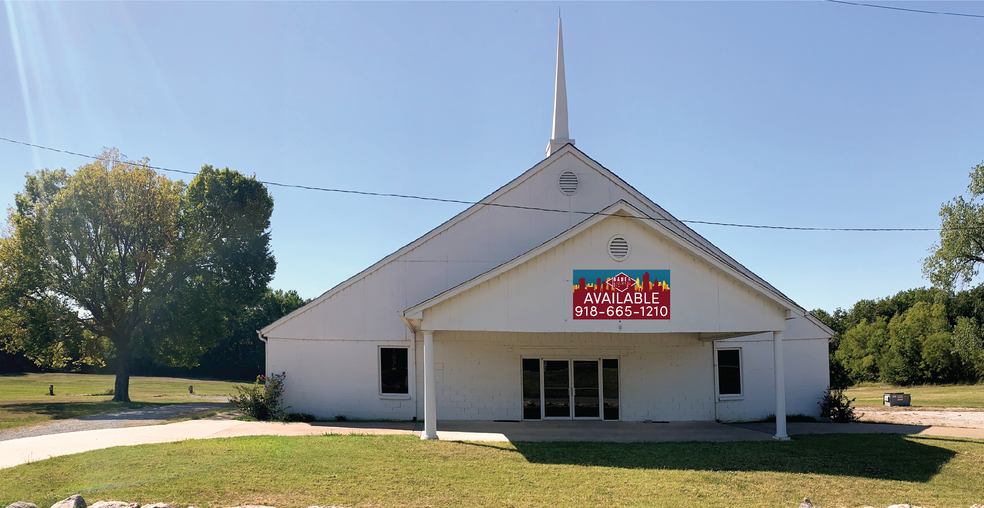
xmin=408 ymin=329 xmax=792 ymax=441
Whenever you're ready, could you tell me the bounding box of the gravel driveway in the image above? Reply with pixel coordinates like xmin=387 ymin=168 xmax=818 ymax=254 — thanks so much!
xmin=857 ymin=406 xmax=984 ymax=429
xmin=0 ymin=401 xmax=233 ymax=442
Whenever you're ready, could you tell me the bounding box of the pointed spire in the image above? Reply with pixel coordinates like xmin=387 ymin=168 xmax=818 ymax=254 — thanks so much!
xmin=546 ymin=16 xmax=574 ymax=157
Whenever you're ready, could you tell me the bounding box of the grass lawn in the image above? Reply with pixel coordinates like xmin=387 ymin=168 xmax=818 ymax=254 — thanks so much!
xmin=1 ymin=433 xmax=982 ymax=508
xmin=845 ymin=383 xmax=984 ymax=408
xmin=0 ymin=373 xmax=244 ymax=431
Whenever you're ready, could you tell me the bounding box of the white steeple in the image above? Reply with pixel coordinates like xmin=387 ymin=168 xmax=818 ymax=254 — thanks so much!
xmin=546 ymin=16 xmax=574 ymax=157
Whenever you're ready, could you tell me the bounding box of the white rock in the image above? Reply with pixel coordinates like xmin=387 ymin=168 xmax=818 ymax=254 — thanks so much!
xmin=50 ymin=495 xmax=86 ymax=508
xmin=7 ymin=502 xmax=39 ymax=508
xmin=7 ymin=503 xmax=39 ymax=508
xmin=89 ymin=502 xmax=137 ymax=508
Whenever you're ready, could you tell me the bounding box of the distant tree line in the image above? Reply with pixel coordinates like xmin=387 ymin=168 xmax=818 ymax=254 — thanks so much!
xmin=0 ymin=288 xmax=306 ymax=381
xmin=815 ymin=286 xmax=984 ymax=388
xmin=815 ymin=161 xmax=984 ymax=389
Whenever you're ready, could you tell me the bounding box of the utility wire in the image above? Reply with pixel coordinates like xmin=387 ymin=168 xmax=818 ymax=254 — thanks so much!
xmin=825 ymin=0 xmax=984 ymax=19
xmin=0 ymin=135 xmax=947 ymax=232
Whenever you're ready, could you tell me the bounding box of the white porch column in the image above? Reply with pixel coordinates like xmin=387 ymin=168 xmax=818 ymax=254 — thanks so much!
xmin=422 ymin=331 xmax=438 ymax=440
xmin=773 ymin=330 xmax=789 ymax=441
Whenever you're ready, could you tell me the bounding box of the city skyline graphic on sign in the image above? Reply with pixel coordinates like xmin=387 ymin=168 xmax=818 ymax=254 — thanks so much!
xmin=572 ymin=269 xmax=670 ymax=320
xmin=572 ymin=270 xmax=670 ymax=294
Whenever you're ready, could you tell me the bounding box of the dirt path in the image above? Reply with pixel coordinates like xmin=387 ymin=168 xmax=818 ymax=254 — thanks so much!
xmin=857 ymin=406 xmax=984 ymax=429
xmin=0 ymin=402 xmax=232 ymax=442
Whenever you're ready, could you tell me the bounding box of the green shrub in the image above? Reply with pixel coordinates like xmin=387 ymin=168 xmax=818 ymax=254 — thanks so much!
xmin=819 ymin=387 xmax=862 ymax=423
xmin=231 ymin=372 xmax=289 ymax=421
xmin=285 ymin=412 xmax=315 ymax=423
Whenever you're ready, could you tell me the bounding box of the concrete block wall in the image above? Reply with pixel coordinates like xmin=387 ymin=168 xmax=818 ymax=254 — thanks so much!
xmin=419 ymin=331 xmax=715 ymax=422
xmin=267 ymin=332 xmax=828 ymax=423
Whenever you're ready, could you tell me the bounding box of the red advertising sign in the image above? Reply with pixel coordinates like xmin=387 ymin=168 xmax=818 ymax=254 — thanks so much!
xmin=572 ymin=270 xmax=670 ymax=320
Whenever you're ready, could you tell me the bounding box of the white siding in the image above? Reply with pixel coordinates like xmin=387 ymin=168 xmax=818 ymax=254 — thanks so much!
xmin=266 ymin=337 xmax=416 ymax=421
xmin=713 ymin=335 xmax=829 ymax=422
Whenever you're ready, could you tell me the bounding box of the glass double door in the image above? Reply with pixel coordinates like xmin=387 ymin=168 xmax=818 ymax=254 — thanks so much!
xmin=522 ymin=358 xmax=619 ymax=420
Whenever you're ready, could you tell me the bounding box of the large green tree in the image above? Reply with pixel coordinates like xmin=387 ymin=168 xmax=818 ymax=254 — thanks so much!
xmin=191 ymin=289 xmax=307 ymax=381
xmin=0 ymin=150 xmax=275 ymax=401
xmin=924 ymin=162 xmax=984 ymax=289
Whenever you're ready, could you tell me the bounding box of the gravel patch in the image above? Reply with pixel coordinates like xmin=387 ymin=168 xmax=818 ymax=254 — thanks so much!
xmin=857 ymin=406 xmax=984 ymax=429
xmin=0 ymin=402 xmax=232 ymax=442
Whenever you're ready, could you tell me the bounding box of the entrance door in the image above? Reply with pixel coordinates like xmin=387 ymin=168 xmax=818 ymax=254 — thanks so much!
xmin=543 ymin=360 xmax=571 ymax=418
xmin=522 ymin=358 xmax=619 ymax=421
xmin=572 ymin=360 xmax=600 ymax=418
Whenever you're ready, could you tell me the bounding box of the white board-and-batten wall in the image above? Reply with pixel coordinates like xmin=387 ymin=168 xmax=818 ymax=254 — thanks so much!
xmin=262 ymin=145 xmax=831 ymax=423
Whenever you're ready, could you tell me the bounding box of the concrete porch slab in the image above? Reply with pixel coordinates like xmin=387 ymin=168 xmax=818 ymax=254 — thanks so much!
xmin=431 ymin=420 xmax=775 ymax=442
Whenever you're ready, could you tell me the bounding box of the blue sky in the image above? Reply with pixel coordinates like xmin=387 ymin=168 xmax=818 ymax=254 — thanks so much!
xmin=2 ymin=1 xmax=983 ymax=313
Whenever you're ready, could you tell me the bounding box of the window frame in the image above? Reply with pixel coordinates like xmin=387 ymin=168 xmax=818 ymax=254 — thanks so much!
xmin=378 ymin=345 xmax=412 ymax=400
xmin=715 ymin=347 xmax=744 ymax=400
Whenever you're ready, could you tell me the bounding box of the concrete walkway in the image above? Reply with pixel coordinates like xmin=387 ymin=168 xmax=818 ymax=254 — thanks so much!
xmin=3 ymin=417 xmax=983 ymax=471
xmin=0 ymin=402 xmax=230 ymax=442
xmin=0 ymin=418 xmax=416 ymax=470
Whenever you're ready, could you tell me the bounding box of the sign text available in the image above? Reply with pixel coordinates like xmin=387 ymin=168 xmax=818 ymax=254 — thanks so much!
xmin=572 ymin=270 xmax=670 ymax=320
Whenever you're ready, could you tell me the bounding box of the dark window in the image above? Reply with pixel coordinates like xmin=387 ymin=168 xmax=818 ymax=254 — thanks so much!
xmin=717 ymin=349 xmax=741 ymax=396
xmin=522 ymin=359 xmax=542 ymax=420
xmin=602 ymin=359 xmax=619 ymax=420
xmin=380 ymin=348 xmax=409 ymax=394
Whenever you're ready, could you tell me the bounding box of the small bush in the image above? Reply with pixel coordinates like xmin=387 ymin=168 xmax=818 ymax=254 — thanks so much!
xmin=819 ymin=387 xmax=862 ymax=423
xmin=231 ymin=372 xmax=289 ymax=421
xmin=335 ymin=414 xmax=348 ymax=422
xmin=285 ymin=412 xmax=315 ymax=423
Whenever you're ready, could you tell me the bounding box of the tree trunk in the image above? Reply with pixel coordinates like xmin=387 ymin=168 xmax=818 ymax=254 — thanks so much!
xmin=112 ymin=349 xmax=131 ymax=402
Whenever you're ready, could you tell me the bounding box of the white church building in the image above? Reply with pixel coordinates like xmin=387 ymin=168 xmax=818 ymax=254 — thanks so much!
xmin=259 ymin=20 xmax=832 ymax=441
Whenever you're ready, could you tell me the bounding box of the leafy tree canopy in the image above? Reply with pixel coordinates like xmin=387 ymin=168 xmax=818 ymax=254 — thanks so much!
xmin=924 ymin=162 xmax=984 ymax=290
xmin=0 ymin=149 xmax=276 ymax=401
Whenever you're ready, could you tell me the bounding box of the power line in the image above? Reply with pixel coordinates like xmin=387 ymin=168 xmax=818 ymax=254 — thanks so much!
xmin=0 ymin=135 xmax=948 ymax=232
xmin=826 ymin=0 xmax=984 ymax=19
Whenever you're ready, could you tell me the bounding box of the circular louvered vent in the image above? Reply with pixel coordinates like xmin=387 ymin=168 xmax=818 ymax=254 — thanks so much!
xmin=558 ymin=171 xmax=579 ymax=196
xmin=608 ymin=235 xmax=630 ymax=261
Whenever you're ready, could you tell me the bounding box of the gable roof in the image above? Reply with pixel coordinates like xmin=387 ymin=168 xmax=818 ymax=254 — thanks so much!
xmin=404 ymin=199 xmax=804 ymax=323
xmin=262 ymin=144 xmax=821 ymax=336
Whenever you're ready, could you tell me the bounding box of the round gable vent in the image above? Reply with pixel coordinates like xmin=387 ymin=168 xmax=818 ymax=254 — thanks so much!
xmin=608 ymin=235 xmax=630 ymax=261
xmin=558 ymin=171 xmax=579 ymax=196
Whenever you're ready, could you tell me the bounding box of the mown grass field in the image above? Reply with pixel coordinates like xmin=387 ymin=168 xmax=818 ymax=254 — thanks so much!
xmin=0 ymin=373 xmax=244 ymax=431
xmin=845 ymin=383 xmax=984 ymax=408
xmin=1 ymin=433 xmax=982 ymax=508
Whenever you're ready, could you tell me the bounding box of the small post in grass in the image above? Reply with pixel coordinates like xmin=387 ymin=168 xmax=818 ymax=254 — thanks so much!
xmin=189 ymin=385 xmax=194 ymax=394
xmin=48 ymin=385 xmax=54 ymax=396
